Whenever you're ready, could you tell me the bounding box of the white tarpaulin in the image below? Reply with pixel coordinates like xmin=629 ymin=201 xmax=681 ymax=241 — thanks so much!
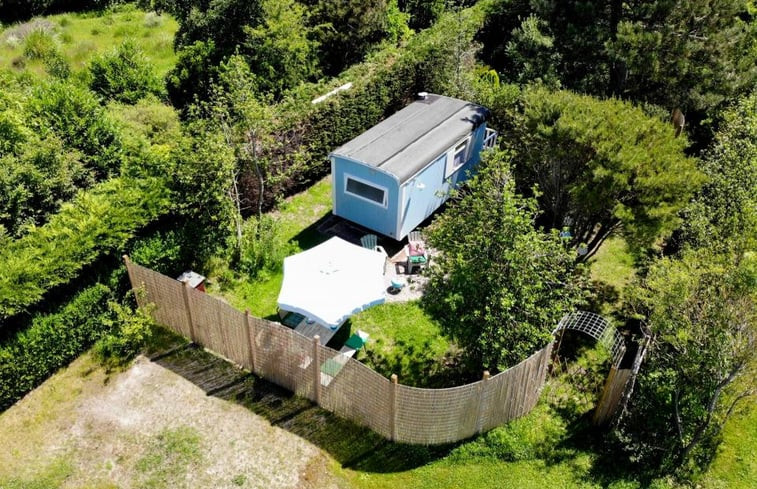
xmin=277 ymin=237 xmax=386 ymax=329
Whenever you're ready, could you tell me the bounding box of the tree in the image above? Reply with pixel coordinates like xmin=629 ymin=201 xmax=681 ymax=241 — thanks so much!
xmin=618 ymin=248 xmax=756 ymax=475
xmin=307 ymin=0 xmax=392 ymax=75
xmin=607 ymin=0 xmax=757 ymax=114
xmin=401 ymin=0 xmax=446 ymax=30
xmin=243 ymin=0 xmax=321 ymax=96
xmin=423 ymin=149 xmax=588 ymax=372
xmin=477 ymin=0 xmax=757 ymax=144
xmin=504 ymin=86 xmax=703 ymax=258
xmin=676 ymin=91 xmax=757 ymax=255
xmin=172 ymin=0 xmax=264 ymax=56
xmin=29 ymin=80 xmax=124 ymax=178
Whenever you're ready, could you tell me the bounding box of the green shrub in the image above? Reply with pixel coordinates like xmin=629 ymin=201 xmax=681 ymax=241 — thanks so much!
xmin=23 ymin=30 xmax=57 ymax=60
xmin=449 ymin=404 xmax=568 ymax=462
xmin=0 ymin=284 xmax=113 ymax=411
xmin=30 ymin=80 xmax=125 ymax=177
xmin=94 ymin=297 xmax=154 ymax=367
xmin=239 ymin=215 xmax=296 ymax=278
xmin=0 ymin=176 xmax=172 ymax=320
xmin=129 ymin=228 xmax=190 ymax=276
xmin=89 ymin=40 xmax=163 ymax=104
xmin=43 ymin=52 xmax=71 ymax=79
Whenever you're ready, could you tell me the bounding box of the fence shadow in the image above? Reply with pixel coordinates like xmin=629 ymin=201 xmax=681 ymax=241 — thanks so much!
xmin=145 ymin=332 xmax=459 ymax=473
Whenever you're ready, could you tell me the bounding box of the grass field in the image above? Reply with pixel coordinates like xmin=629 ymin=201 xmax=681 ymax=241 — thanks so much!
xmin=0 ymin=3 xmax=178 ymax=78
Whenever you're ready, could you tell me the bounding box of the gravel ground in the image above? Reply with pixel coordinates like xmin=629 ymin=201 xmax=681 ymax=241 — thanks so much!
xmin=0 ymin=354 xmax=343 ymax=489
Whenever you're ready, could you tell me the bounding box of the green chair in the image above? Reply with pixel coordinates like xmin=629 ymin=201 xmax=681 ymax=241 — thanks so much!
xmin=361 ymin=234 xmax=387 ymax=256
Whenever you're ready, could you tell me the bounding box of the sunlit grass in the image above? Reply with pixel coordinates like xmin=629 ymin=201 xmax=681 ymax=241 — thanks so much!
xmin=0 ymin=4 xmax=178 ymax=77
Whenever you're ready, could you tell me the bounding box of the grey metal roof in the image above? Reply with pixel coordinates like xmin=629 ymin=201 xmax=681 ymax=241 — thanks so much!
xmin=330 ymin=94 xmax=489 ymax=184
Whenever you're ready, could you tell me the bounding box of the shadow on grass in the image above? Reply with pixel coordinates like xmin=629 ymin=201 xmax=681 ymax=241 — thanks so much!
xmin=143 ymin=327 xmax=459 ymax=473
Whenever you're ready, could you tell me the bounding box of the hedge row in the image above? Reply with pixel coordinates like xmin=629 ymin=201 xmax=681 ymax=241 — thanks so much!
xmin=0 ymin=284 xmax=113 ymax=411
xmin=241 ymin=1 xmax=491 ymax=209
xmin=0 ymin=176 xmax=171 ymax=320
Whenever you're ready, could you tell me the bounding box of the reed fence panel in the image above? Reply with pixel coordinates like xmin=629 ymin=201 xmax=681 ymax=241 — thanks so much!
xmin=125 ymin=259 xmax=553 ymax=445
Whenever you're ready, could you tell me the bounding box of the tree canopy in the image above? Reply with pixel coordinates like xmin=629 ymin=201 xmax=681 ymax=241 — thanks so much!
xmin=423 ymin=149 xmax=588 ymax=372
xmin=477 ymin=0 xmax=757 ymax=143
xmin=503 ymin=86 xmax=703 ymax=257
xmin=618 ymin=248 xmax=756 ymax=475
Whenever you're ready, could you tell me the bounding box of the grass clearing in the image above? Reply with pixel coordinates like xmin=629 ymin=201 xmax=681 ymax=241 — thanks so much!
xmin=136 ymin=426 xmax=203 ymax=488
xmin=351 ymin=301 xmax=456 ymax=386
xmin=698 ymin=377 xmax=757 ymax=489
xmin=207 ymin=176 xmax=458 ymax=385
xmin=588 ymin=235 xmax=636 ymax=315
xmin=0 ymin=4 xmax=178 ymax=78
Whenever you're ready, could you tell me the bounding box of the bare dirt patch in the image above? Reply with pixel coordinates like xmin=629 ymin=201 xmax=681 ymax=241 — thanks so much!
xmin=0 ymin=353 xmax=344 ymax=489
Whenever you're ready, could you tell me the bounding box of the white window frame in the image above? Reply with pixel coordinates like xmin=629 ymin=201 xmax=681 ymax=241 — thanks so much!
xmin=445 ymin=136 xmax=471 ymax=178
xmin=344 ymin=174 xmax=388 ymax=208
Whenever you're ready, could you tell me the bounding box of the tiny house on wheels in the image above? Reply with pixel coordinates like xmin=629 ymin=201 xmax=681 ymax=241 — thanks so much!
xmin=330 ymin=93 xmax=497 ymax=240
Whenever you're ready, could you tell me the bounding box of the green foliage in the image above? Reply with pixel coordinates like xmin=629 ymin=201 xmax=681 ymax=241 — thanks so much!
xmin=243 ymin=0 xmax=321 ymax=96
xmin=0 ymin=135 xmax=90 ymax=236
xmin=450 ymin=404 xmax=568 ymax=462
xmin=169 ymin=118 xmax=235 ymax=248
xmin=308 ymin=0 xmax=392 ymax=75
xmin=22 ymin=29 xmax=58 ymax=60
xmin=89 ymin=39 xmax=163 ymax=103
xmin=238 ymin=215 xmax=296 ymax=278
xmin=423 ymin=149 xmax=588 ymax=372
xmin=0 ymin=283 xmax=113 ymax=411
xmin=29 ymin=80 xmax=124 ymax=177
xmin=607 ymin=1 xmax=757 ymax=113
xmin=165 ymin=40 xmax=219 ymax=112
xmin=618 ymin=249 xmax=756 ymax=476
xmin=477 ymin=0 xmax=757 ymax=142
xmin=504 ymin=86 xmax=703 ymax=258
xmin=402 ymin=0 xmax=446 ymax=30
xmin=172 ymin=0 xmax=264 ymax=56
xmin=0 ymin=176 xmax=171 ymax=320
xmin=128 ymin=228 xmax=190 ymax=276
xmin=677 ymin=92 xmax=757 ymax=255
xmin=94 ymin=296 xmax=155 ymax=367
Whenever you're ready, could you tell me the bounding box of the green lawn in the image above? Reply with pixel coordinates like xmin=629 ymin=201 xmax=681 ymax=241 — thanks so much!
xmin=587 ymin=235 xmax=636 ymax=315
xmin=207 ymin=176 xmax=457 ymax=385
xmin=0 ymin=3 xmax=178 ymax=78
xmin=698 ymin=384 xmax=757 ymax=489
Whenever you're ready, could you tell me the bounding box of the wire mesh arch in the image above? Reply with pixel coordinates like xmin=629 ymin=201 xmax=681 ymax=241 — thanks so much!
xmin=552 ymin=311 xmax=626 ymax=366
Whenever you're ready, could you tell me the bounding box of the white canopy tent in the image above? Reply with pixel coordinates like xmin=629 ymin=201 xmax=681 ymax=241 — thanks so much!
xmin=277 ymin=237 xmax=386 ymax=329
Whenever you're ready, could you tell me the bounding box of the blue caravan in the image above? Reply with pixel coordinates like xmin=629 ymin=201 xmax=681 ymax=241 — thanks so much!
xmin=330 ymin=93 xmax=497 ymax=240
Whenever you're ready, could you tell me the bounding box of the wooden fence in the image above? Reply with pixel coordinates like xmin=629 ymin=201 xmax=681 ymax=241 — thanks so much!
xmin=125 ymin=258 xmax=553 ymax=444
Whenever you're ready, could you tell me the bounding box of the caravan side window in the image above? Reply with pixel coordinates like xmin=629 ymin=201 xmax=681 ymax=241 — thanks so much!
xmin=445 ymin=137 xmax=470 ymax=178
xmin=345 ymin=175 xmax=388 ymax=207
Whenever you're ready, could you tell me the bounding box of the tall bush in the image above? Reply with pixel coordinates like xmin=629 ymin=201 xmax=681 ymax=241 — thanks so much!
xmin=0 ymin=176 xmax=171 ymax=320
xmin=423 ymin=150 xmax=588 ymax=372
xmin=89 ymin=40 xmax=163 ymax=104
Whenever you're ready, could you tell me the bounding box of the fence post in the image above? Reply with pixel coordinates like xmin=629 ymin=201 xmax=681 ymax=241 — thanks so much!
xmin=476 ymin=370 xmax=490 ymax=434
xmin=313 ymin=335 xmax=321 ymax=405
xmin=122 ymin=255 xmax=142 ymax=308
xmin=390 ymin=374 xmax=398 ymax=441
xmin=182 ymin=281 xmax=197 ymax=343
xmin=245 ymin=310 xmax=256 ymax=373
xmin=593 ymin=365 xmax=619 ymax=426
